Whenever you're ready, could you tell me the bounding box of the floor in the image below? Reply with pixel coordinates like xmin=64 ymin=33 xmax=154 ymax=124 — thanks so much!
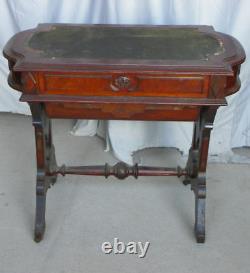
xmin=0 ymin=113 xmax=250 ymax=273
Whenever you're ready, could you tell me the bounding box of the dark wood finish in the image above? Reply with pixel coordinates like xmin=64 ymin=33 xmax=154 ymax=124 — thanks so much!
xmin=3 ymin=24 xmax=245 ymax=243
xmin=29 ymin=103 xmax=58 ymax=242
xmin=51 ymin=162 xmax=187 ymax=179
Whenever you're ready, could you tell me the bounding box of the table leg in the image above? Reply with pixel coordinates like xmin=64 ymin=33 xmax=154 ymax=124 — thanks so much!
xmin=46 ymin=117 xmax=58 ymax=186
xmin=30 ymin=103 xmax=57 ymax=242
xmin=184 ymin=107 xmax=217 ymax=243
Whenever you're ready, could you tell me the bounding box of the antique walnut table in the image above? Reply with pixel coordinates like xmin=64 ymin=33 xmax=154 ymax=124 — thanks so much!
xmin=3 ymin=24 xmax=245 ymax=243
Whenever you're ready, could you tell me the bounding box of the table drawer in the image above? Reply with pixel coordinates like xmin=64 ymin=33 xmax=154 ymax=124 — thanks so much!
xmin=39 ymin=72 xmax=209 ymax=98
xmin=45 ymin=102 xmax=200 ymax=121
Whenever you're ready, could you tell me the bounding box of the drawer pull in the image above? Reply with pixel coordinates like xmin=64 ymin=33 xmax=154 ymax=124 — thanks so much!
xmin=115 ymin=76 xmax=131 ymax=89
xmin=110 ymin=75 xmax=138 ymax=92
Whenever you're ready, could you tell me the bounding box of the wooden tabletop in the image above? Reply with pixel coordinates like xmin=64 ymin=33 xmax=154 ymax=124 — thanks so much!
xmin=3 ymin=24 xmax=245 ymax=74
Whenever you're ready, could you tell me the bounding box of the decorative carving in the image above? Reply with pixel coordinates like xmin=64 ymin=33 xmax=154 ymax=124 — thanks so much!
xmin=28 ymin=72 xmax=37 ymax=85
xmin=21 ymin=72 xmax=38 ymax=93
xmin=104 ymin=162 xmax=139 ymax=179
xmin=110 ymin=75 xmax=138 ymax=91
xmin=50 ymin=162 xmax=187 ymax=180
xmin=115 ymin=76 xmax=131 ymax=89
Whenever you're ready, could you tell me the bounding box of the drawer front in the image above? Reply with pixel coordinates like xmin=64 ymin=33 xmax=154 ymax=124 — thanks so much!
xmin=45 ymin=102 xmax=200 ymax=121
xmin=39 ymin=72 xmax=209 ymax=98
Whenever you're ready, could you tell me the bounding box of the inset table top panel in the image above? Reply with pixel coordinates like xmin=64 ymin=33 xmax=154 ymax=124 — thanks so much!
xmin=28 ymin=26 xmax=224 ymax=60
xmin=3 ymin=24 xmax=245 ymax=74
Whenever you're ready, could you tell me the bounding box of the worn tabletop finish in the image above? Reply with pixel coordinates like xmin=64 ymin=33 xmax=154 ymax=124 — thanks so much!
xmin=3 ymin=24 xmax=245 ymax=243
xmin=28 ymin=26 xmax=224 ymax=60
